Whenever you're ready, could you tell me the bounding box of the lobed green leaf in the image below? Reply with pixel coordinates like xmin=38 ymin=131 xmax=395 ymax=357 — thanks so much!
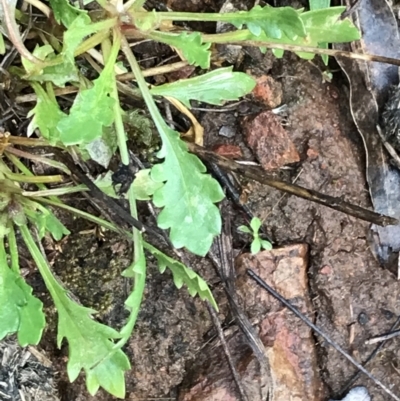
xmin=57 ymin=39 xmax=120 ymax=146
xmin=144 ymin=242 xmax=218 ymax=310
xmin=150 ymin=67 xmax=256 ymax=108
xmin=131 ymin=169 xmax=163 ymax=200
xmin=272 ymin=7 xmax=360 ymax=59
xmin=150 ymin=31 xmax=211 ymax=68
xmin=48 ymin=0 xmax=86 ymax=28
xmin=55 ymin=284 xmax=130 ymax=398
xmin=0 ymin=238 xmax=45 ymax=346
xmin=25 ymin=207 xmax=70 ymax=241
xmin=150 ymin=124 xmax=224 ymax=256
xmin=28 ymin=83 xmax=66 ymax=145
xmin=230 ymin=5 xmax=306 ymax=39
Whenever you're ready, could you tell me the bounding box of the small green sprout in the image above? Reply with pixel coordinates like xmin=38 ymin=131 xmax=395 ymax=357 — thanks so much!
xmin=238 ymin=217 xmax=272 ymax=255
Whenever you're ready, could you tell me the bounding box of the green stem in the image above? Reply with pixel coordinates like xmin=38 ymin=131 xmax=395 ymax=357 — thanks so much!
xmin=5 ymin=148 xmax=70 ymax=175
xmin=94 ymin=31 xmax=148 ymax=360
xmin=134 ymin=10 xmax=248 ymax=23
xmin=201 ymin=30 xmax=252 ymax=44
xmin=7 ymin=222 xmax=19 ymax=273
xmin=6 ymin=153 xmax=61 ymax=205
xmin=34 ymin=197 xmax=124 ymax=233
xmin=107 ymin=31 xmax=129 ymax=166
xmin=4 ymin=171 xmax=64 ymax=183
xmin=119 ymin=36 xmax=166 ymax=135
xmin=75 ymin=25 xmax=115 ymax=57
xmin=19 ymin=225 xmax=62 ymax=304
xmin=23 ymin=185 xmax=88 ymax=197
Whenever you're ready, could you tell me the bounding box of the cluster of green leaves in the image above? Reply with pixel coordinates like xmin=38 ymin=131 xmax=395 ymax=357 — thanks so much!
xmin=0 ymin=0 xmax=360 ymax=398
xmin=239 ymin=217 xmax=272 ymax=255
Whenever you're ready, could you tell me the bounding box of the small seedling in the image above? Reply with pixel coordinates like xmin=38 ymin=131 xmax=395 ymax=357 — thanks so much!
xmin=238 ymin=217 xmax=272 ymax=255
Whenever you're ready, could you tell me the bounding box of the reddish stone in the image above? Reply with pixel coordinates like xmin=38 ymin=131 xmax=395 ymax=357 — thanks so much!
xmin=320 ymin=265 xmax=333 ymax=275
xmin=212 ymin=144 xmax=243 ymax=159
xmin=307 ymin=147 xmax=319 ymax=160
xmin=235 ymin=244 xmax=326 ymax=401
xmin=252 ymin=75 xmax=283 ymax=108
xmin=242 ymin=111 xmax=300 ymax=170
xmin=178 ymin=244 xmax=326 ymax=401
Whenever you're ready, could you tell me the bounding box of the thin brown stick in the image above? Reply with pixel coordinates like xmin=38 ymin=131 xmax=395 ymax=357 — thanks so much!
xmin=0 ymin=0 xmax=43 ymax=65
xmin=187 ymin=143 xmax=397 ymax=227
xmin=220 ymin=40 xmax=400 ymax=67
xmin=366 ymin=329 xmax=400 ymax=345
xmin=206 ymin=301 xmax=249 ymax=401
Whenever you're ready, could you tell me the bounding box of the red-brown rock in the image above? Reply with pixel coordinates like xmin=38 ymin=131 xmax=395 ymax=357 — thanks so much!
xmin=212 ymin=144 xmax=243 ymax=159
xmin=236 ymin=244 xmax=326 ymax=401
xmin=178 ymin=244 xmax=326 ymax=401
xmin=242 ymin=111 xmax=300 ymax=170
xmin=252 ymin=75 xmax=283 ymax=108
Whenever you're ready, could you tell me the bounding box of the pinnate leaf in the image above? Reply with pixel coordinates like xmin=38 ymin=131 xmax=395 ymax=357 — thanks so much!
xmin=49 ymin=0 xmax=85 ymax=27
xmin=255 ymin=7 xmax=360 ymax=59
xmin=25 ymin=207 xmax=70 ymax=240
xmin=150 ymin=124 xmax=224 ymax=256
xmin=151 ymin=31 xmax=211 ymax=68
xmin=28 ymin=83 xmax=66 ymax=145
xmin=57 ymin=81 xmax=115 ymax=146
xmin=55 ymin=282 xmax=130 ymax=397
xmin=150 ymin=67 xmax=256 ymax=108
xmin=229 ymin=5 xmax=306 ymax=39
xmin=57 ymin=39 xmax=119 ymax=146
xmin=144 ymin=242 xmax=218 ymax=310
xmin=131 ymin=169 xmax=163 ymax=200
xmin=0 ymin=243 xmax=45 ymax=346
xmin=301 ymin=7 xmax=360 ymax=43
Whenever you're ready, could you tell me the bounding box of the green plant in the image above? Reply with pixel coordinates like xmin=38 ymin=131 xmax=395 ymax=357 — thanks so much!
xmin=0 ymin=0 xmax=360 ymax=398
xmin=239 ymin=217 xmax=272 ymax=255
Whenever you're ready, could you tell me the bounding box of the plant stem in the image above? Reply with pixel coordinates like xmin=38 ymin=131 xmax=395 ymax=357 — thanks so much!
xmin=106 ymin=31 xmax=147 ymax=354
xmin=20 ymin=225 xmax=64 ymax=308
xmin=35 ymin=197 xmax=123 ymax=233
xmin=75 ymin=21 xmax=117 ymax=57
xmin=4 ymin=171 xmax=64 ymax=184
xmin=0 ymin=0 xmax=44 ymax=65
xmin=107 ymin=32 xmax=130 ymax=166
xmin=23 ymin=185 xmax=87 ymax=197
xmin=134 ymin=10 xmax=249 ymax=23
xmin=5 ymin=148 xmax=70 ymax=175
xmin=120 ymin=36 xmax=165 ymax=135
xmin=24 ymin=0 xmax=51 ymax=17
xmin=202 ymin=30 xmax=252 ymax=44
xmin=7 ymin=222 xmax=19 ymax=273
xmin=123 ymin=0 xmax=146 ymax=12
xmin=8 ymin=136 xmax=51 ymax=147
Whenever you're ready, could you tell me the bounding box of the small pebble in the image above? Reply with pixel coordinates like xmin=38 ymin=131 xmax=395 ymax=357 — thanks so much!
xmin=329 ymin=386 xmax=370 ymax=401
xmin=218 ymin=125 xmax=236 ymax=138
xmin=381 ymin=308 xmax=395 ymax=320
xmin=357 ymin=311 xmax=369 ymax=326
